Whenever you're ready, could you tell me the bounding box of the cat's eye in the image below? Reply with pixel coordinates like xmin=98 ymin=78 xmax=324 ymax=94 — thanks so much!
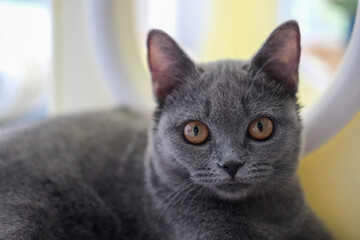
xmin=183 ymin=121 xmax=209 ymax=144
xmin=248 ymin=117 xmax=274 ymax=141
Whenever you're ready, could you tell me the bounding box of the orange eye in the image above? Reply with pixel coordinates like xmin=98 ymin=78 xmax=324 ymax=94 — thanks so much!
xmin=248 ymin=117 xmax=274 ymax=140
xmin=183 ymin=121 xmax=209 ymax=144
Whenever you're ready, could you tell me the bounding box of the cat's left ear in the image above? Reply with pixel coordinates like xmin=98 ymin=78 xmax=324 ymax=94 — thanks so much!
xmin=147 ymin=29 xmax=196 ymax=105
xmin=251 ymin=21 xmax=301 ymax=94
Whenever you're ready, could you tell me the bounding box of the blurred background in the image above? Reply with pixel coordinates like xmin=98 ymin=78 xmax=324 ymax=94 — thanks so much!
xmin=0 ymin=0 xmax=359 ymax=238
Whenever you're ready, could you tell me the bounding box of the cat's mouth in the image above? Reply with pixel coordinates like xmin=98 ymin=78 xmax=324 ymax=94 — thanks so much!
xmin=215 ymin=181 xmax=251 ymax=192
xmin=208 ymin=180 xmax=253 ymax=200
xmin=191 ymin=175 xmax=258 ymax=199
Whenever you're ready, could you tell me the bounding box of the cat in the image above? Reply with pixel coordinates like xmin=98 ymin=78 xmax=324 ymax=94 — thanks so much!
xmin=0 ymin=20 xmax=333 ymax=239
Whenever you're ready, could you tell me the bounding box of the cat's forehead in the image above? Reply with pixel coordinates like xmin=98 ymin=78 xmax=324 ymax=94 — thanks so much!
xmin=197 ymin=60 xmax=268 ymax=105
xmin=199 ymin=60 xmax=249 ymax=84
xmin=196 ymin=60 xmax=250 ymax=99
xmin=165 ymin=60 xmax=284 ymax=121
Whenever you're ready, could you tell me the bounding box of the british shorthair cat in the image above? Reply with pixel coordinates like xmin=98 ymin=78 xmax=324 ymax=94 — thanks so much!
xmin=0 ymin=21 xmax=333 ymax=239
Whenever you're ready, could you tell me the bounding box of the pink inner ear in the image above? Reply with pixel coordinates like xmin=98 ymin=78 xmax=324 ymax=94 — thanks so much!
xmin=147 ymin=33 xmax=179 ymax=103
xmin=148 ymin=45 xmax=174 ymax=102
xmin=275 ymin=30 xmax=299 ymax=74
xmin=270 ymin=28 xmax=300 ymax=91
xmin=148 ymin=43 xmax=172 ymax=77
xmin=147 ymin=29 xmax=196 ymax=104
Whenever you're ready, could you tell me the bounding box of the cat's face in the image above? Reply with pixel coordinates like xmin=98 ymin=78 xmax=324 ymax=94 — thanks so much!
xmin=147 ymin=21 xmax=302 ymax=200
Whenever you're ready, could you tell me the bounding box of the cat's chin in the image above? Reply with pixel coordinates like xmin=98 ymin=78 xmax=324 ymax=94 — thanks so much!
xmin=210 ymin=182 xmax=252 ymax=200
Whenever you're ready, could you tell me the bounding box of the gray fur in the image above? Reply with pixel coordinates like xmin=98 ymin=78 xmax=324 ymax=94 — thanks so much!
xmin=0 ymin=22 xmax=333 ymax=239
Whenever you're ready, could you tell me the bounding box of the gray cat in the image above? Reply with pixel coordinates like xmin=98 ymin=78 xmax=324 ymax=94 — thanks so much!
xmin=0 ymin=21 xmax=333 ymax=239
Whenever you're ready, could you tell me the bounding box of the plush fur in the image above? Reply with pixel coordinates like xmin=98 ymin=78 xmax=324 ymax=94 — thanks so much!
xmin=0 ymin=21 xmax=333 ymax=239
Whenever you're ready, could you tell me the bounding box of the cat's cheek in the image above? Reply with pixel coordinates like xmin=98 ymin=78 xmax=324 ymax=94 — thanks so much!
xmin=175 ymin=144 xmax=213 ymax=170
xmin=155 ymin=128 xmax=209 ymax=174
xmin=246 ymin=140 xmax=280 ymax=164
xmin=246 ymin=124 xmax=291 ymax=163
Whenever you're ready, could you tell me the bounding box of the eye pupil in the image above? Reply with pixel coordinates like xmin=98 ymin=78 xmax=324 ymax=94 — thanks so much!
xmin=193 ymin=126 xmax=199 ymax=136
xmin=183 ymin=121 xmax=209 ymax=145
xmin=248 ymin=117 xmax=274 ymax=141
xmin=257 ymin=121 xmax=263 ymax=132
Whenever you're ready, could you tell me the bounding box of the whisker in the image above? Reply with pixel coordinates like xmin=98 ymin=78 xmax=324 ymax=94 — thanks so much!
xmin=185 ymin=185 xmax=203 ymax=218
xmin=153 ymin=181 xmax=194 ymax=230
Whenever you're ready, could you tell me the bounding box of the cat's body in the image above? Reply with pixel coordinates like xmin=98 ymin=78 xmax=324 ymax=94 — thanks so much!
xmin=0 ymin=110 xmax=150 ymax=239
xmin=0 ymin=109 xmax=329 ymax=240
xmin=0 ymin=21 xmax=333 ymax=239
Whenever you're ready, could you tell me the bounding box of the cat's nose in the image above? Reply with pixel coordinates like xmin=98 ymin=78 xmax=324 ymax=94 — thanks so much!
xmin=217 ymin=161 xmax=245 ymax=178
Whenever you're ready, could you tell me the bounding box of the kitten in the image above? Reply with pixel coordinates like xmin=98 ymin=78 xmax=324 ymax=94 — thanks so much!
xmin=0 ymin=21 xmax=333 ymax=239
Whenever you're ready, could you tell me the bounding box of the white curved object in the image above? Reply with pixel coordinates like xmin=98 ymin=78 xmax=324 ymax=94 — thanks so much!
xmin=86 ymin=1 xmax=360 ymax=156
xmin=86 ymin=0 xmax=151 ymax=113
xmin=301 ymin=1 xmax=360 ymax=155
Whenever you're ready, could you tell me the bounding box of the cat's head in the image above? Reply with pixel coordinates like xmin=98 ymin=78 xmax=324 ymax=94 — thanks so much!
xmin=147 ymin=21 xmax=302 ymax=200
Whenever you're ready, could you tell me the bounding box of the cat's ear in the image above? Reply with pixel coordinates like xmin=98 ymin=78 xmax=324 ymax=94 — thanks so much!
xmin=147 ymin=29 xmax=196 ymax=105
xmin=251 ymin=21 xmax=301 ymax=93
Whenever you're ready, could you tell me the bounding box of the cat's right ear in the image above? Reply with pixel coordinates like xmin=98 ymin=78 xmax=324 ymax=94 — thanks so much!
xmin=147 ymin=30 xmax=196 ymax=105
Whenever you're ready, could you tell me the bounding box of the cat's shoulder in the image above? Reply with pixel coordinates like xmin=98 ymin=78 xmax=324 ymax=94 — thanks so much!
xmin=0 ymin=108 xmax=150 ymax=161
xmin=1 ymin=107 xmax=148 ymax=138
